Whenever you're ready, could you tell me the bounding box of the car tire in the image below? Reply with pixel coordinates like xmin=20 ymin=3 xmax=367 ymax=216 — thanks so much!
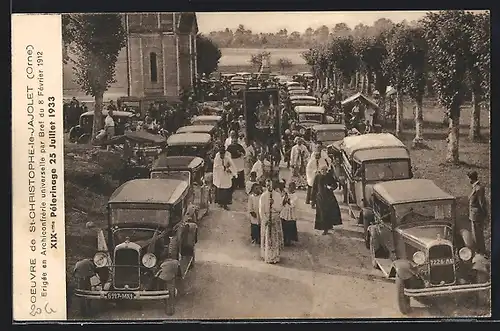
xmin=476 ymin=271 xmax=490 ymax=307
xmin=168 ymin=236 xmax=180 ymax=260
xmin=396 ymin=275 xmax=411 ymax=315
xmin=77 ymin=133 xmax=90 ymax=144
xmin=369 ymin=233 xmax=378 ymax=269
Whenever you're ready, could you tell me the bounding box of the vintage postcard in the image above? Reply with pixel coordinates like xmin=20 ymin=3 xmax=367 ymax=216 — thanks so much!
xmin=12 ymin=11 xmax=491 ymax=321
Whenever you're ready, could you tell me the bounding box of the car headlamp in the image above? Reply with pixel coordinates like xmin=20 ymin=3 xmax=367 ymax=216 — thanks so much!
xmin=142 ymin=253 xmax=157 ymax=268
xmin=93 ymin=252 xmax=109 ymax=268
xmin=412 ymin=251 xmax=426 ymax=265
xmin=459 ymin=247 xmax=472 ymax=261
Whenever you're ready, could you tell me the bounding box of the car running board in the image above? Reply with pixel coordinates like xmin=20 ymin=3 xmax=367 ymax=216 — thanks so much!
xmin=375 ymin=258 xmax=395 ymax=279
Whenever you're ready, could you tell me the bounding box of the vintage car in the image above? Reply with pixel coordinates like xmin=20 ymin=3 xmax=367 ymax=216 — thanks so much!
xmin=69 ymin=110 xmax=134 ymax=144
xmin=151 ymin=155 xmax=210 ymax=221
xmin=191 ymin=115 xmax=223 ymax=127
xmin=337 ymin=133 xmax=413 ymax=226
xmin=285 ymin=81 xmax=302 ymax=89
xmin=288 ymin=88 xmax=309 ymax=97
xmin=176 ymin=124 xmax=217 ymax=137
xmin=72 ymin=178 xmax=198 ymax=316
xmin=311 ymin=124 xmax=346 ymax=147
xmin=289 ymin=95 xmax=318 ymax=108
xmin=366 ymin=179 xmax=491 ymax=314
xmin=166 ymin=133 xmax=215 ymax=170
xmin=230 ymin=81 xmax=247 ymax=92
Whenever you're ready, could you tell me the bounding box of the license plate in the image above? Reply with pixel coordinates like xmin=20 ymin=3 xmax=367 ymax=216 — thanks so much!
xmin=105 ymin=292 xmax=136 ymax=300
xmin=430 ymin=258 xmax=454 ymax=266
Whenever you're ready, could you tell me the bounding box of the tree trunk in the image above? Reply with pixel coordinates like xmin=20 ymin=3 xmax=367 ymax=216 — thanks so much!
xmin=446 ymin=106 xmax=460 ymax=164
xmin=361 ymin=73 xmax=367 ymax=94
xmin=355 ymin=71 xmax=360 ymax=91
xmin=395 ymin=90 xmax=404 ymax=136
xmin=350 ymin=74 xmax=356 ymax=89
xmin=367 ymin=71 xmax=373 ymax=95
xmin=413 ymin=96 xmax=424 ymax=144
xmin=92 ymin=92 xmax=104 ymax=141
xmin=469 ymin=91 xmax=481 ymax=141
xmin=377 ymin=94 xmax=386 ymax=128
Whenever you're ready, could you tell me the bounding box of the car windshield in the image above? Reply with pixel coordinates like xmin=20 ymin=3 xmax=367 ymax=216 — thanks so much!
xmin=111 ymin=208 xmax=170 ymax=226
xmin=113 ymin=227 xmax=160 ymax=246
xmin=299 ymin=114 xmax=322 ymax=123
xmin=364 ymin=160 xmax=410 ymax=181
xmin=151 ymin=170 xmax=190 ymax=182
xmin=293 ymin=100 xmax=317 ymax=106
xmin=168 ymin=145 xmax=207 ymax=157
xmin=317 ymin=130 xmax=344 ymax=142
xmin=394 ymin=201 xmax=453 ymax=225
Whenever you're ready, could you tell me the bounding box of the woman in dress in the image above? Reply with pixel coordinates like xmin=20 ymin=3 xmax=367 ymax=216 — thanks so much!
xmin=311 ymin=164 xmax=342 ymax=234
xmin=280 ymin=182 xmax=299 ymax=246
xmin=259 ymin=179 xmax=284 ymax=263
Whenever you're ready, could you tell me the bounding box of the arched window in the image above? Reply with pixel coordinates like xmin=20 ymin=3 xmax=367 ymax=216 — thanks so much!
xmin=150 ymin=52 xmax=158 ymax=83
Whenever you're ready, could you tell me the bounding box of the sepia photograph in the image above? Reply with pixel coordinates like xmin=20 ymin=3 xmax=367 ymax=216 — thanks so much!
xmin=56 ymin=10 xmax=492 ymax=320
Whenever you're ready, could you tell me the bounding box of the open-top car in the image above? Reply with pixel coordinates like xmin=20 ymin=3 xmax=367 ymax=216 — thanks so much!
xmin=311 ymin=124 xmax=346 ymax=147
xmin=72 ymin=178 xmax=198 ymax=316
xmin=151 ymin=155 xmax=210 ymax=221
xmin=166 ymin=133 xmax=215 ymax=170
xmin=69 ymin=110 xmax=134 ymax=144
xmin=337 ymin=133 xmax=413 ymax=225
xmin=366 ymin=179 xmax=491 ymax=314
xmin=190 ymin=115 xmax=223 ymax=127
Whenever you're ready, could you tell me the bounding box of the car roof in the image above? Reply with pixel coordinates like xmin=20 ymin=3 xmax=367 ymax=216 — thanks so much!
xmin=312 ymin=124 xmax=345 ymax=131
xmin=167 ymin=133 xmax=212 ymax=146
xmin=176 ymin=125 xmax=215 ymax=134
xmin=81 ymin=110 xmax=134 ymax=117
xmin=373 ymin=179 xmax=455 ymax=205
xmin=288 ymin=90 xmax=309 ymax=95
xmin=341 ymin=133 xmax=408 ymax=159
xmin=290 ymin=95 xmax=316 ymax=101
xmin=152 ymin=155 xmax=204 ymax=171
xmin=191 ymin=115 xmax=222 ymax=122
xmin=353 ymin=148 xmax=410 ymax=162
xmin=109 ymin=179 xmax=188 ymax=205
xmin=295 ymin=106 xmax=325 ymax=114
xmin=286 ymin=81 xmax=301 ymax=86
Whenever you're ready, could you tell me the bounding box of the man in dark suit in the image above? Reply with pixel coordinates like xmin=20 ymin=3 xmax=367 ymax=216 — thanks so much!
xmin=467 ymin=171 xmax=488 ymax=255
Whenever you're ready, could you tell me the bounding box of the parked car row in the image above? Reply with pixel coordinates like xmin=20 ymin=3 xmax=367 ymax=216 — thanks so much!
xmin=327 ymin=133 xmax=491 ymax=314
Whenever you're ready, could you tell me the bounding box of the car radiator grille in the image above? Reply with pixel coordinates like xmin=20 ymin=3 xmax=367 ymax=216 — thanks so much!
xmin=113 ymin=248 xmax=140 ymax=289
xmin=429 ymin=245 xmax=455 ymax=285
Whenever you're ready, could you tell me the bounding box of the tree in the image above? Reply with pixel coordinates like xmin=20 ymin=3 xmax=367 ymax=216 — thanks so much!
xmin=249 ymin=51 xmax=271 ymax=70
xmin=277 ymin=57 xmax=293 ymax=72
xmin=466 ymin=12 xmax=490 ymax=141
xmin=332 ymin=23 xmax=352 ymax=38
xmin=327 ymin=36 xmax=358 ymax=90
xmin=196 ymin=34 xmax=222 ymax=77
xmin=422 ymin=10 xmax=476 ymax=163
xmin=63 ymin=14 xmax=126 ymax=140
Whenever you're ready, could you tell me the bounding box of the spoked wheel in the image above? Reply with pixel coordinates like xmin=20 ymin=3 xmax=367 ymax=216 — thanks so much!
xmin=396 ymin=275 xmax=411 ymax=315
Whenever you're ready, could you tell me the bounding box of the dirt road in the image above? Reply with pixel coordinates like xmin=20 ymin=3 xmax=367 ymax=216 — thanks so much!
xmin=78 ymin=185 xmax=488 ymax=320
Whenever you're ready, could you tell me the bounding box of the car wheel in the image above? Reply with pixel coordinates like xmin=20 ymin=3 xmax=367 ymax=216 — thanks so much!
xmin=168 ymin=236 xmax=180 ymax=260
xmin=77 ymin=133 xmax=90 ymax=144
xmin=369 ymin=233 xmax=378 ymax=269
xmin=396 ymin=275 xmax=411 ymax=315
xmin=476 ymin=271 xmax=490 ymax=307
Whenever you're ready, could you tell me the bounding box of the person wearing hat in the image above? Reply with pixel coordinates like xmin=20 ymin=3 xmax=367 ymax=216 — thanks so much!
xmin=311 ymin=163 xmax=342 ymax=235
xmin=212 ymin=145 xmax=237 ymax=210
xmin=290 ymin=137 xmax=309 ymax=189
xmin=247 ymin=182 xmax=262 ymax=245
xmin=466 ymin=171 xmax=488 ymax=255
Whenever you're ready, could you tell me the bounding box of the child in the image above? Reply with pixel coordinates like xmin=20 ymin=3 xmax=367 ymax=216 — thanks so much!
xmin=247 ymin=183 xmax=261 ymax=245
xmin=246 ymin=171 xmax=258 ymax=195
xmin=280 ymin=182 xmax=299 ymax=246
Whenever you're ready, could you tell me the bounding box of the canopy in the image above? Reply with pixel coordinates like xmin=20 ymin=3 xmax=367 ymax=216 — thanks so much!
xmin=341 ymin=92 xmax=379 ymax=110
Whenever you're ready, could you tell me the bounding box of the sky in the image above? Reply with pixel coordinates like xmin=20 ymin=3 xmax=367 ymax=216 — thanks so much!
xmin=196 ymin=11 xmax=433 ymax=34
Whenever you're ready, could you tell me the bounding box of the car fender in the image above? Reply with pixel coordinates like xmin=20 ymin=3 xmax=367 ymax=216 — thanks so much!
xmin=156 ymin=259 xmax=180 ymax=282
xmin=472 ymin=254 xmax=490 ymax=273
xmin=391 ymin=259 xmax=416 ymax=281
xmin=73 ymin=259 xmax=95 ymax=279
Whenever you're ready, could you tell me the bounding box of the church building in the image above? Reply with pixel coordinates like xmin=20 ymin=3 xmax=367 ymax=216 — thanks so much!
xmin=125 ymin=12 xmax=198 ymax=101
